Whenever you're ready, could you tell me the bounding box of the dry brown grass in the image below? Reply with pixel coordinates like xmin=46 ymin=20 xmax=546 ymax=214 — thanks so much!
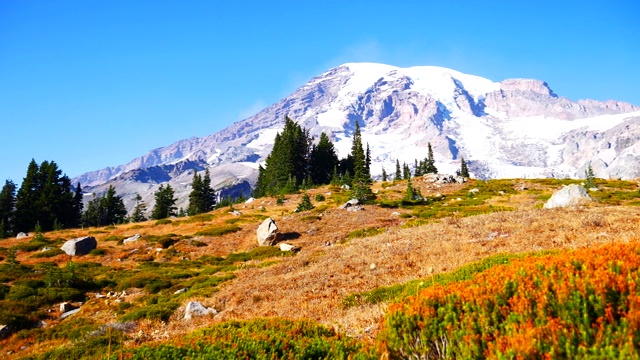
xmin=3 ymin=178 xmax=640 ymax=357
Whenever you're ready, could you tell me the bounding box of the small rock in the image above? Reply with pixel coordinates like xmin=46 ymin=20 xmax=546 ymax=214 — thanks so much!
xmin=0 ymin=325 xmax=12 ymax=339
xmin=96 ymin=294 xmax=106 ymax=299
xmin=341 ymin=184 xmax=351 ymax=190
xmin=60 ymin=308 xmax=81 ymax=320
xmin=174 ymin=288 xmax=189 ymax=295
xmin=339 ymin=199 xmax=359 ymax=209
xmin=257 ymin=218 xmax=280 ymax=246
xmin=391 ymin=212 xmax=401 ymax=217
xmin=229 ymin=210 xmax=242 ymax=216
xmin=123 ymin=234 xmax=141 ymax=243
xmin=41 ymin=247 xmax=53 ymax=252
xmin=184 ymin=301 xmax=217 ymax=320
xmin=468 ymin=188 xmax=480 ymax=194
xmin=544 ymin=184 xmax=592 ymax=209
xmin=16 ymin=232 xmax=28 ymax=239
xmin=245 ymin=197 xmax=255 ymax=204
xmin=59 ymin=302 xmax=77 ymax=312
xmin=370 ymin=263 xmax=377 ymax=270
xmin=279 ymin=243 xmax=300 ymax=252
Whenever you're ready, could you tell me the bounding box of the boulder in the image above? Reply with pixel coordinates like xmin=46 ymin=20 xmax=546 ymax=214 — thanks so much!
xmin=123 ymin=234 xmax=141 ymax=244
xmin=16 ymin=232 xmax=28 ymax=239
xmin=544 ymin=184 xmax=592 ymax=209
xmin=184 ymin=301 xmax=217 ymax=320
xmin=59 ymin=302 xmax=77 ymax=313
xmin=60 ymin=308 xmax=81 ymax=320
xmin=339 ymin=199 xmax=359 ymax=209
xmin=257 ymin=218 xmax=280 ymax=246
xmin=61 ymin=236 xmax=97 ymax=256
xmin=279 ymin=243 xmax=300 ymax=252
xmin=0 ymin=324 xmax=11 ymax=339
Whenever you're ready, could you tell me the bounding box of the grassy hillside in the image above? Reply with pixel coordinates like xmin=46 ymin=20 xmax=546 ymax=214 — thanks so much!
xmin=1 ymin=177 xmax=640 ymax=358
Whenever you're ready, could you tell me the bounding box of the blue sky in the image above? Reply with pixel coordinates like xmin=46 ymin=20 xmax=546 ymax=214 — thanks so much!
xmin=1 ymin=1 xmax=638 ymax=184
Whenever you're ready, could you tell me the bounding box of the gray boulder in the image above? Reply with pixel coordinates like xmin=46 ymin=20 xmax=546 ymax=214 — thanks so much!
xmin=279 ymin=243 xmax=300 ymax=252
xmin=0 ymin=324 xmax=11 ymax=339
xmin=544 ymin=184 xmax=592 ymax=209
xmin=60 ymin=308 xmax=81 ymax=320
xmin=59 ymin=302 xmax=77 ymax=313
xmin=339 ymin=199 xmax=359 ymax=209
xmin=123 ymin=234 xmax=141 ymax=244
xmin=16 ymin=232 xmax=28 ymax=239
xmin=61 ymin=236 xmax=97 ymax=256
xmin=184 ymin=301 xmax=217 ymax=320
xmin=257 ymin=218 xmax=280 ymax=246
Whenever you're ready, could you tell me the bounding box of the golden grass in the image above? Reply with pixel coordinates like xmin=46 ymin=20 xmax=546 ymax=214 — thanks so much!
xmin=3 ymin=178 xmax=640 ymax=357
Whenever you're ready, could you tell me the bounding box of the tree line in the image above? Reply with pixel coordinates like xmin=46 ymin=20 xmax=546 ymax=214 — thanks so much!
xmin=253 ymin=116 xmax=372 ymax=202
xmin=0 ymin=160 xmax=219 ymax=238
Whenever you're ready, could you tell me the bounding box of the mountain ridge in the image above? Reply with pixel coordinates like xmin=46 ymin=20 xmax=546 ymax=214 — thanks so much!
xmin=72 ymin=62 xmax=640 ymax=211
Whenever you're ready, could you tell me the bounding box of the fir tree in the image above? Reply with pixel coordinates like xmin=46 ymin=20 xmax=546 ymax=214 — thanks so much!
xmin=131 ymin=193 xmax=147 ymax=223
xmin=296 ymin=193 xmax=314 ymax=212
xmin=381 ymin=167 xmax=388 ymax=182
xmin=459 ymin=157 xmax=470 ymax=178
xmin=414 ymin=159 xmax=422 ymax=177
xmin=365 ymin=143 xmax=372 ymax=180
xmin=188 ymin=171 xmax=204 ymax=215
xmin=394 ymin=159 xmax=402 ymax=181
xmin=403 ymin=163 xmax=411 ymax=180
xmin=309 ymin=132 xmax=338 ymax=185
xmin=71 ymin=183 xmax=83 ymax=228
xmin=82 ymin=186 xmax=126 ymax=226
xmin=425 ymin=143 xmax=438 ymax=174
xmin=151 ymin=184 xmax=177 ymax=220
xmin=14 ymin=159 xmax=39 ymax=232
xmin=0 ymin=180 xmax=16 ymax=237
xmin=349 ymin=120 xmax=371 ymax=202
xmin=585 ymin=163 xmax=596 ymax=189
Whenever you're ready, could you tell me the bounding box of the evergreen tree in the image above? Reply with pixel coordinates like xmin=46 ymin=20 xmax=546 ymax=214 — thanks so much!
xmin=309 ymin=132 xmax=338 ymax=185
xmin=414 ymin=159 xmax=422 ymax=177
xmin=255 ymin=117 xmax=311 ymax=196
xmin=585 ymin=163 xmax=596 ymax=189
xmin=14 ymin=159 xmax=39 ymax=232
xmin=403 ymin=163 xmax=411 ymax=180
xmin=365 ymin=143 xmax=371 ymax=180
xmin=71 ymin=183 xmax=84 ymax=228
xmin=425 ymin=143 xmax=438 ymax=174
xmin=188 ymin=169 xmax=217 ymax=215
xmin=0 ymin=180 xmax=16 ymax=237
xmin=82 ymin=186 xmax=126 ymax=227
xmin=459 ymin=157 xmax=470 ymax=178
xmin=130 ymin=193 xmax=147 ymax=223
xmin=296 ymin=193 xmax=314 ymax=212
xmin=151 ymin=184 xmax=177 ymax=220
xmin=381 ymin=167 xmax=388 ymax=182
xmin=394 ymin=159 xmax=402 ymax=181
xmin=349 ymin=120 xmax=371 ymax=202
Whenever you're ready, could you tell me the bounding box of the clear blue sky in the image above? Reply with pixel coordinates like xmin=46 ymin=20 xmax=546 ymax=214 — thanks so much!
xmin=1 ymin=1 xmax=638 ymax=185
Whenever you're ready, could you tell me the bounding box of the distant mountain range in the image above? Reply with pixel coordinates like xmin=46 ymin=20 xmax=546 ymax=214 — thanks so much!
xmin=73 ymin=63 xmax=640 ymax=212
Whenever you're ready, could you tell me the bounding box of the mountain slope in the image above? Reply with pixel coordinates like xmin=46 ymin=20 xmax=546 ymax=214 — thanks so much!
xmin=72 ymin=63 xmax=640 ymax=210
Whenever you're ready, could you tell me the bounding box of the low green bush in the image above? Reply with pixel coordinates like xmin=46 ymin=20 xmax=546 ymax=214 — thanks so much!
xmin=194 ymin=224 xmax=241 ymax=237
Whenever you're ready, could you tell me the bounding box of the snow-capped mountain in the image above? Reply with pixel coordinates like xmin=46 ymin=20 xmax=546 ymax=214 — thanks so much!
xmin=73 ymin=62 xmax=640 ymax=211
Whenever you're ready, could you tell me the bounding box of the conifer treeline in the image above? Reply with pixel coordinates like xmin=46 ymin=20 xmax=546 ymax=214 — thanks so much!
xmin=253 ymin=116 xmax=372 ymax=201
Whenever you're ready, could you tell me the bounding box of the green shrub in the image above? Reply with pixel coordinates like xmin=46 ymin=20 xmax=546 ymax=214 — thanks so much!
xmin=314 ymin=194 xmax=326 ymax=202
xmin=346 ymin=227 xmax=385 ymax=240
xmin=194 ymin=224 xmax=241 ymax=237
xmin=154 ymin=219 xmax=172 ymax=226
xmin=30 ymin=248 xmax=65 ymax=258
xmin=120 ymin=301 xmax=179 ymax=322
xmin=89 ymin=248 xmax=106 ymax=256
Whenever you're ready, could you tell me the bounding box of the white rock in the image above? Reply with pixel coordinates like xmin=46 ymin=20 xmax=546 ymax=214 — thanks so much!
xmin=257 ymin=218 xmax=280 ymax=246
xmin=123 ymin=234 xmax=141 ymax=243
xmin=544 ymin=184 xmax=592 ymax=209
xmin=184 ymin=301 xmax=217 ymax=320
xmin=278 ymin=243 xmax=300 ymax=252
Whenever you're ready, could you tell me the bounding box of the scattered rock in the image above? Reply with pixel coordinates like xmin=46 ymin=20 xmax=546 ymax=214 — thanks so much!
xmin=174 ymin=288 xmax=189 ymax=295
xmin=123 ymin=234 xmax=141 ymax=243
xmin=279 ymin=243 xmax=300 ymax=252
xmin=0 ymin=325 xmax=12 ymax=339
xmin=61 ymin=236 xmax=97 ymax=256
xmin=391 ymin=212 xmax=401 ymax=217
xmin=423 ymin=174 xmax=466 ymax=184
xmin=468 ymin=188 xmax=480 ymax=194
xmin=16 ymin=232 xmax=28 ymax=239
xmin=229 ymin=210 xmax=242 ymax=216
xmin=60 ymin=308 xmax=81 ymax=320
xmin=245 ymin=197 xmax=255 ymax=204
xmin=341 ymin=184 xmax=351 ymax=190
xmin=184 ymin=301 xmax=217 ymax=320
xmin=59 ymin=302 xmax=77 ymax=313
xmin=544 ymin=184 xmax=592 ymax=209
xmin=41 ymin=247 xmax=53 ymax=252
xmin=257 ymin=218 xmax=280 ymax=246
xmin=370 ymin=263 xmax=377 ymax=270
xmin=339 ymin=199 xmax=360 ymax=210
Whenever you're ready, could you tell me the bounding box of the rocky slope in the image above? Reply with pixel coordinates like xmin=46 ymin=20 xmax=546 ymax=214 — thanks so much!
xmin=72 ymin=63 xmax=640 ymax=212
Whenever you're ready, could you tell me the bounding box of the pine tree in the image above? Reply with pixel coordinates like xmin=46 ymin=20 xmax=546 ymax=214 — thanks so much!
xmin=0 ymin=180 xmax=16 ymax=237
xmin=403 ymin=163 xmax=411 ymax=180
xmin=131 ymin=193 xmax=147 ymax=222
xmin=585 ymin=163 xmax=596 ymax=189
xmin=151 ymin=184 xmax=177 ymax=220
xmin=71 ymin=183 xmax=83 ymax=228
xmin=296 ymin=193 xmax=314 ymax=212
xmin=414 ymin=159 xmax=422 ymax=177
xmin=82 ymin=186 xmax=126 ymax=226
xmin=14 ymin=159 xmax=39 ymax=232
xmin=350 ymin=120 xmax=371 ymax=202
xmin=381 ymin=167 xmax=388 ymax=182
xmin=188 ymin=171 xmax=204 ymax=215
xmin=394 ymin=159 xmax=402 ymax=181
xmin=425 ymin=143 xmax=438 ymax=174
xmin=309 ymin=132 xmax=338 ymax=185
xmin=459 ymin=157 xmax=470 ymax=178
xmin=365 ymin=143 xmax=372 ymax=181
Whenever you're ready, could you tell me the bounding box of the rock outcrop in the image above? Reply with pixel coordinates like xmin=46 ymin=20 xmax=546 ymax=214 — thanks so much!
xmin=184 ymin=301 xmax=217 ymax=320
